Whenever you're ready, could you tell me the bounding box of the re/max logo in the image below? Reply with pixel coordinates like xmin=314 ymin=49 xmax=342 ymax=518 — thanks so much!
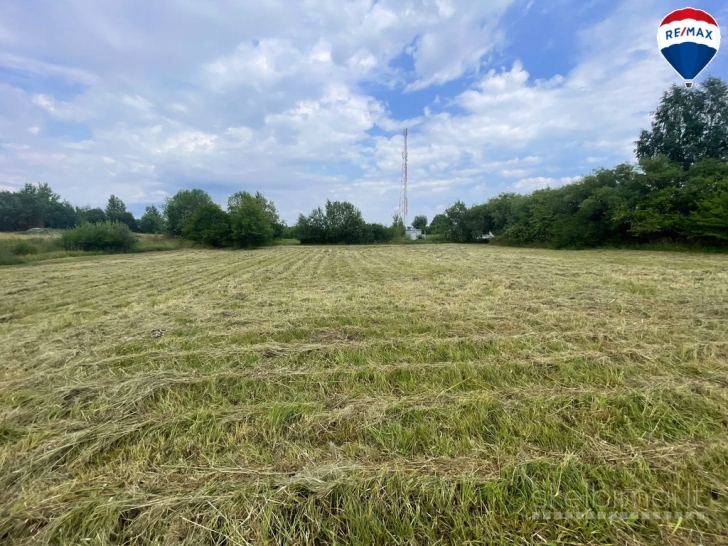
xmin=665 ymin=27 xmax=714 ymax=40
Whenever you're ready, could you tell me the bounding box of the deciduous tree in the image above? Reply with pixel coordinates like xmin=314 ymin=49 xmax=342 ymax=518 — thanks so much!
xmin=164 ymin=189 xmax=213 ymax=236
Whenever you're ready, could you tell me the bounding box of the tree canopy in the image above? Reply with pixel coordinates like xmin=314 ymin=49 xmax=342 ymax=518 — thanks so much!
xmin=296 ymin=200 xmax=394 ymax=244
xmin=0 ymin=183 xmax=77 ymax=231
xmin=412 ymin=215 xmax=428 ymax=232
xmin=163 ymin=189 xmax=213 ymax=237
xmin=228 ymin=191 xmax=275 ymax=247
xmin=184 ymin=203 xmax=232 ymax=248
xmin=139 ymin=205 xmax=165 ymax=234
xmin=636 ymin=77 xmax=728 ymax=169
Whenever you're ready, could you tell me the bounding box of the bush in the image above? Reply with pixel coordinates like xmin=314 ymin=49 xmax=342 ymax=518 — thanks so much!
xmin=61 ymin=222 xmax=138 ymax=252
xmin=11 ymin=240 xmax=39 ymax=255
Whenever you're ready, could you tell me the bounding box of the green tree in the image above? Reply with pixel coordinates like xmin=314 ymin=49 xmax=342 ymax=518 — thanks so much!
xmin=296 ymin=201 xmax=370 ymax=244
xmin=464 ymin=204 xmax=492 ymax=241
xmin=689 ymin=187 xmax=728 ymax=240
xmin=361 ymin=223 xmax=392 ymax=244
xmin=255 ymin=192 xmax=284 ymax=239
xmin=324 ymin=200 xmax=365 ymax=244
xmin=412 ymin=215 xmax=428 ymax=232
xmin=389 ymin=214 xmax=405 ymax=239
xmin=228 ymin=192 xmax=274 ymax=247
xmin=0 ymin=191 xmax=22 ymax=231
xmin=429 ymin=214 xmax=449 ymax=235
xmin=444 ymin=201 xmax=469 ymax=242
xmin=184 ymin=203 xmax=232 ymax=247
xmin=0 ymin=183 xmax=78 ymax=230
xmin=86 ymin=208 xmax=107 ymax=224
xmin=228 ymin=191 xmax=283 ymax=239
xmin=24 ymin=183 xmax=59 ymax=228
xmin=139 ymin=205 xmax=165 ymax=234
xmin=163 ymin=189 xmax=213 ymax=236
xmin=636 ymin=77 xmax=728 ymax=169
xmin=105 ymin=195 xmax=127 ymax=217
xmin=103 ymin=195 xmax=139 ymax=231
xmin=296 ymin=208 xmax=327 ymax=244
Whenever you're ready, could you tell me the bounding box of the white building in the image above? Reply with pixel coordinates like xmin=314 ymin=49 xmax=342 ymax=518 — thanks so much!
xmin=404 ymin=227 xmax=422 ymax=240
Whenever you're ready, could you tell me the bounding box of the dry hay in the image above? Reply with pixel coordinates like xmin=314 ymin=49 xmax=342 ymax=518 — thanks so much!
xmin=1 ymin=245 xmax=727 ymax=544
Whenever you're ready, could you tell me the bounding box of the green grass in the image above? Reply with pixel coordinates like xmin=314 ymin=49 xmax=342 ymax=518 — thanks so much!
xmin=1 ymin=245 xmax=727 ymax=544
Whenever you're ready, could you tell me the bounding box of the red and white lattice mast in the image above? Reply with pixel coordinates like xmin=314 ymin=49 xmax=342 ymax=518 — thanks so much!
xmin=398 ymin=128 xmax=408 ymax=228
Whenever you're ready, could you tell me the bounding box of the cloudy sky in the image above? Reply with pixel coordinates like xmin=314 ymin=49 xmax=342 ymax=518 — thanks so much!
xmin=1 ymin=0 xmax=727 ymax=224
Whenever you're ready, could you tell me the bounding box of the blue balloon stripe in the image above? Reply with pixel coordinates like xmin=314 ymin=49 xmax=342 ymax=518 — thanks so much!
xmin=660 ymin=42 xmax=717 ymax=80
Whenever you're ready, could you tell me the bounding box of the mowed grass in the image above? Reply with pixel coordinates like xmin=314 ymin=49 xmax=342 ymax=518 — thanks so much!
xmin=0 ymin=245 xmax=727 ymax=545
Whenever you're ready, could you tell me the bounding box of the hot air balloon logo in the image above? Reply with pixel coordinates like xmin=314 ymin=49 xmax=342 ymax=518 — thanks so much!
xmin=657 ymin=7 xmax=721 ymax=88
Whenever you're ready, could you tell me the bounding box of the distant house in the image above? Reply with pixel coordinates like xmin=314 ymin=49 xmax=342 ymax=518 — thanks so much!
xmin=404 ymin=226 xmax=422 ymax=240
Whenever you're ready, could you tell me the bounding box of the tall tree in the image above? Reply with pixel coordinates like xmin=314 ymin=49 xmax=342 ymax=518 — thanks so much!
xmin=390 ymin=214 xmax=405 ymax=239
xmin=636 ymin=77 xmax=728 ymax=169
xmin=103 ymin=195 xmax=138 ymax=230
xmin=139 ymin=205 xmax=165 ymax=234
xmin=412 ymin=215 xmax=428 ymax=232
xmin=163 ymin=189 xmax=213 ymax=236
xmin=228 ymin=191 xmax=274 ymax=247
xmin=324 ymin=200 xmax=365 ymax=244
xmin=429 ymin=214 xmax=449 ymax=235
xmin=444 ymin=201 xmax=469 ymax=242
xmin=255 ymin=192 xmax=283 ymax=238
xmin=105 ymin=195 xmax=127 ymax=218
xmin=296 ymin=208 xmax=327 ymax=244
xmin=0 ymin=183 xmax=75 ymax=230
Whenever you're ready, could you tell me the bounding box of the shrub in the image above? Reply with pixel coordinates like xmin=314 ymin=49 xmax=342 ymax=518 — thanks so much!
xmin=11 ymin=240 xmax=39 ymax=255
xmin=61 ymin=222 xmax=138 ymax=252
xmin=184 ymin=204 xmax=233 ymax=248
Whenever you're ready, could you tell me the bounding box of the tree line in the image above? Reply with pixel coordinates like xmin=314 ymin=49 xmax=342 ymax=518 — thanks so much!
xmin=0 ymin=179 xmax=409 ymax=247
xmin=2 ymin=77 xmax=727 ymax=249
xmin=428 ymin=157 xmax=728 ymax=247
xmin=0 ymin=184 xmax=160 ymax=234
xmin=428 ymin=77 xmax=728 ymax=248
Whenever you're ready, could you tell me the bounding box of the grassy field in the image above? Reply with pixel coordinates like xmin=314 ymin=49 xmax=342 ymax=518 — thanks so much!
xmin=1 ymin=245 xmax=727 ymax=545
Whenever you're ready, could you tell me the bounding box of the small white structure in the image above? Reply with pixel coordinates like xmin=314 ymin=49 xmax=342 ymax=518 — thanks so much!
xmin=477 ymin=231 xmax=496 ymax=242
xmin=405 ymin=226 xmax=422 ymax=240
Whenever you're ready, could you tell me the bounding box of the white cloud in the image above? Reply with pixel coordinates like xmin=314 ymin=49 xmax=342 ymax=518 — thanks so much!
xmin=513 ymin=176 xmax=582 ymax=191
xmin=2 ymin=143 xmax=30 ymax=151
xmin=0 ymin=53 xmax=98 ymax=85
xmin=122 ymin=94 xmax=153 ymax=111
xmin=0 ymin=0 xmax=688 ymax=223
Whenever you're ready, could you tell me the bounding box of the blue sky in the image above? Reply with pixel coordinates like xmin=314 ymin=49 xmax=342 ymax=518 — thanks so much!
xmin=1 ymin=0 xmax=727 ymax=225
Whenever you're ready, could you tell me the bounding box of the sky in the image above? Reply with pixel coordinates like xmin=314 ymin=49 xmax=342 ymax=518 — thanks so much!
xmin=1 ymin=0 xmax=727 ymax=225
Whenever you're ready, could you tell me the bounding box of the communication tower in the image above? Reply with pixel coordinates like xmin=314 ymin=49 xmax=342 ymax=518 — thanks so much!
xmin=398 ymin=128 xmax=408 ymax=228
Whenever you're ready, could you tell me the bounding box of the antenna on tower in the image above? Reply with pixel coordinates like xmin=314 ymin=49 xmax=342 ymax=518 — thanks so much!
xmin=398 ymin=128 xmax=408 ymax=228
